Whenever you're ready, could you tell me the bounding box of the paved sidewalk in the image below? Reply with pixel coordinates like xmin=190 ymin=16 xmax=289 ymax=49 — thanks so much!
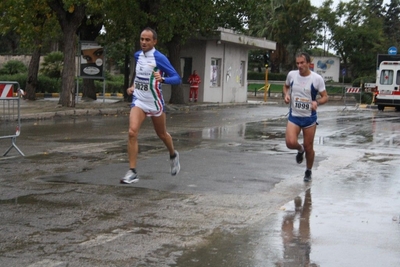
xmin=11 ymin=92 xmax=372 ymax=121
xmin=16 ymin=95 xmax=280 ymax=120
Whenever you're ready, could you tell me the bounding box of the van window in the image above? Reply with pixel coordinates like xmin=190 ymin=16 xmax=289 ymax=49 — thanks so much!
xmin=397 ymin=71 xmax=400 ymax=85
xmin=380 ymin=70 xmax=393 ymax=85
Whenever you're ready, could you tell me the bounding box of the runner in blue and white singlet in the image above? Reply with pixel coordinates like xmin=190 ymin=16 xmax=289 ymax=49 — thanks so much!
xmin=285 ymin=70 xmax=326 ymax=119
xmin=121 ymin=27 xmax=181 ymax=185
xmin=283 ymin=52 xmax=328 ymax=182
xmin=131 ymin=47 xmax=181 ymax=116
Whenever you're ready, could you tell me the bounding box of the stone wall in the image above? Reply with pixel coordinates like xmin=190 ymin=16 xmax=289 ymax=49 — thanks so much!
xmin=0 ymin=55 xmax=39 ymax=68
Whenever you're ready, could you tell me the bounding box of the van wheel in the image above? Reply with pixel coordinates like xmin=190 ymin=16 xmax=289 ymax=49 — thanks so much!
xmin=378 ymin=105 xmax=385 ymax=111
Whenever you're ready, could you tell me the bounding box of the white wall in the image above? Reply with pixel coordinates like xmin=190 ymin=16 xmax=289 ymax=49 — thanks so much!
xmin=202 ymin=41 xmax=248 ymax=103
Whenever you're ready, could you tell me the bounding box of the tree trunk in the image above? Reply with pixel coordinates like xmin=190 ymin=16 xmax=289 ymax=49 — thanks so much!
xmin=59 ymin=28 xmax=78 ymax=107
xmin=25 ymin=44 xmax=41 ymax=100
xmin=82 ymin=79 xmax=97 ymax=100
xmin=165 ymin=35 xmax=184 ymax=104
xmin=47 ymin=1 xmax=86 ymax=107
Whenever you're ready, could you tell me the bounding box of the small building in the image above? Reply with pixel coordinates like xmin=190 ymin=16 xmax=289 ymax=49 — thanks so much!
xmin=164 ymin=28 xmax=276 ymax=103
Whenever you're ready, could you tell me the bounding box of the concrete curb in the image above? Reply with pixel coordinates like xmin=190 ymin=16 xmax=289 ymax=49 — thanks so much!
xmin=14 ymin=93 xmax=376 ymax=121
xmin=35 ymin=93 xmax=124 ymax=98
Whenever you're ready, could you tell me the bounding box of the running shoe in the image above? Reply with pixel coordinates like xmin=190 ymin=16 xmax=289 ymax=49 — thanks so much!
xmin=170 ymin=150 xmax=180 ymax=176
xmin=120 ymin=170 xmax=139 ymax=184
xmin=296 ymin=151 xmax=304 ymax=164
xmin=304 ymin=170 xmax=312 ymax=182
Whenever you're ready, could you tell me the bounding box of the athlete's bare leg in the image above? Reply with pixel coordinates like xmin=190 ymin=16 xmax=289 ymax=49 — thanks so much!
xmin=302 ymin=124 xmax=317 ymax=170
xmin=151 ymin=112 xmax=175 ymax=156
xmin=128 ymin=107 xmax=146 ymax=169
xmin=285 ymin=121 xmax=303 ymax=151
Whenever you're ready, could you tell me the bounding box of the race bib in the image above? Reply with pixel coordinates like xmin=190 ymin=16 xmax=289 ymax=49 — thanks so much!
xmin=135 ymin=81 xmax=149 ymax=91
xmin=294 ymin=97 xmax=312 ymax=110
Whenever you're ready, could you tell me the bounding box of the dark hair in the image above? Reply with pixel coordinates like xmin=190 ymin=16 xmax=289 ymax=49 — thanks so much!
xmin=296 ymin=52 xmax=311 ymax=63
xmin=143 ymin=27 xmax=158 ymax=40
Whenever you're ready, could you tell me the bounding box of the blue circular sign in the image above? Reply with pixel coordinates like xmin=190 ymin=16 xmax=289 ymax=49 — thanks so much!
xmin=388 ymin=46 xmax=397 ymax=55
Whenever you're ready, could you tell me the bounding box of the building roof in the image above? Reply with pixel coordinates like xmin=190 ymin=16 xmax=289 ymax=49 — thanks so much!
xmin=216 ymin=27 xmax=276 ymax=50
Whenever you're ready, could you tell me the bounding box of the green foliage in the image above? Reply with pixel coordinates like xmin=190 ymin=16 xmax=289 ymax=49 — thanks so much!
xmin=0 ymin=60 xmax=27 ymax=75
xmin=40 ymin=51 xmax=63 ymax=79
xmin=37 ymin=75 xmax=62 ymax=93
xmin=0 ymin=73 xmax=27 ymax=88
xmin=352 ymin=76 xmax=376 ymax=87
xmin=94 ymin=80 xmax=124 ymax=94
xmin=354 ymin=92 xmax=373 ymax=104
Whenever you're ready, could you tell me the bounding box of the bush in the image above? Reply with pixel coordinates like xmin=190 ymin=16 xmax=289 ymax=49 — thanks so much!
xmin=40 ymin=51 xmax=63 ymax=79
xmin=94 ymin=80 xmax=124 ymax=93
xmin=37 ymin=75 xmax=61 ymax=93
xmin=354 ymin=92 xmax=373 ymax=104
xmin=352 ymin=76 xmax=375 ymax=87
xmin=0 ymin=73 xmax=27 ymax=88
xmin=0 ymin=60 xmax=27 ymax=75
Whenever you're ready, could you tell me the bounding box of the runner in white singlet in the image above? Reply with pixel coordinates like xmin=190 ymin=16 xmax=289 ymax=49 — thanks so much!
xmin=120 ymin=27 xmax=181 ymax=184
xmin=283 ymin=52 xmax=329 ymax=182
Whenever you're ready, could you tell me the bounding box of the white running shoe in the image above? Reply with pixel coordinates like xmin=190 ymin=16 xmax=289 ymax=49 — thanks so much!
xmin=120 ymin=170 xmax=139 ymax=184
xmin=170 ymin=151 xmax=180 ymax=176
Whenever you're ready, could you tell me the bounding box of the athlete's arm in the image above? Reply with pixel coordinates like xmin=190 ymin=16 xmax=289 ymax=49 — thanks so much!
xmin=317 ymin=90 xmax=328 ymax=105
xmin=283 ymin=83 xmax=291 ymax=104
xmin=154 ymin=51 xmax=181 ymax=85
xmin=283 ymin=71 xmax=294 ymax=104
xmin=127 ymin=85 xmax=134 ymax=95
xmin=313 ymin=75 xmax=329 ymax=109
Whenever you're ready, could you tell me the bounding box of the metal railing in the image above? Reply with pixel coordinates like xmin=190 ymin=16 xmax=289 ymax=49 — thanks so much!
xmin=0 ymin=81 xmax=24 ymax=156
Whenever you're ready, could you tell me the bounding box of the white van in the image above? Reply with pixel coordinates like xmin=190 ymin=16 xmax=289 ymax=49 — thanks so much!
xmin=374 ymin=55 xmax=400 ymax=111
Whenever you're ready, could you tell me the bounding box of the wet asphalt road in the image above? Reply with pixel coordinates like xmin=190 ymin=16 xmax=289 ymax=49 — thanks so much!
xmin=0 ymin=99 xmax=400 ymax=266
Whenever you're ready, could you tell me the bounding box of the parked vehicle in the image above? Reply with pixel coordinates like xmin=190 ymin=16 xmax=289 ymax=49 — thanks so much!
xmin=374 ymin=54 xmax=400 ymax=111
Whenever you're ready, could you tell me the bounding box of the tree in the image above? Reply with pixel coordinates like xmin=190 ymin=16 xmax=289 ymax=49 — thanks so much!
xmin=47 ymin=0 xmax=86 ymax=107
xmin=383 ymin=0 xmax=400 ymax=49
xmin=153 ymin=0 xmax=255 ymax=103
xmin=101 ymin=0 xmax=144 ymax=101
xmin=249 ymin=0 xmax=319 ymax=71
xmin=326 ymin=0 xmax=385 ymax=78
xmin=0 ymin=0 xmax=60 ymax=100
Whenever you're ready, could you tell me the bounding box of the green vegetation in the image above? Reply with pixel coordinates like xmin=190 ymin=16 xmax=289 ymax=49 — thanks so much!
xmin=248 ymin=83 xmax=344 ymax=95
xmin=0 ymin=60 xmax=27 ymax=75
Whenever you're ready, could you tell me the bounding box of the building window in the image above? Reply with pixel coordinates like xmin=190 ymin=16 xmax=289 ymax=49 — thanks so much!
xmin=210 ymin=58 xmax=221 ymax=87
xmin=181 ymin=57 xmax=192 ymax=84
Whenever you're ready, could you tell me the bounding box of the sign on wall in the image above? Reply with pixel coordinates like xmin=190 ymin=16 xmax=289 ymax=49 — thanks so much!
xmin=310 ymin=56 xmax=340 ymax=82
xmin=79 ymin=42 xmax=105 ymax=79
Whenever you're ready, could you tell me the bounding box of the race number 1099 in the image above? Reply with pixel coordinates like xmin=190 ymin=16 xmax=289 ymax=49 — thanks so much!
xmin=294 ymin=101 xmax=311 ymax=110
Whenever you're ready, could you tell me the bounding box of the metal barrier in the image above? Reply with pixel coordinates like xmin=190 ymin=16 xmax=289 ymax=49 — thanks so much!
xmin=343 ymin=87 xmax=362 ymax=111
xmin=0 ymin=81 xmax=24 ymax=156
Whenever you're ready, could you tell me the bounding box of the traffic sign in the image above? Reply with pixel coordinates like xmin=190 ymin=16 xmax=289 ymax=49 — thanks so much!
xmin=388 ymin=46 xmax=397 ymax=55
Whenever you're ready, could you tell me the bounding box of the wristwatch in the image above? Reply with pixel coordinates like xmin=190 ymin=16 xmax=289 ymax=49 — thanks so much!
xmin=161 ymin=77 xmax=165 ymax=83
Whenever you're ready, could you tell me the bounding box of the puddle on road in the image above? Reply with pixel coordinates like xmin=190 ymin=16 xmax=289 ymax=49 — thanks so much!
xmin=174 ymin=191 xmax=314 ymax=267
